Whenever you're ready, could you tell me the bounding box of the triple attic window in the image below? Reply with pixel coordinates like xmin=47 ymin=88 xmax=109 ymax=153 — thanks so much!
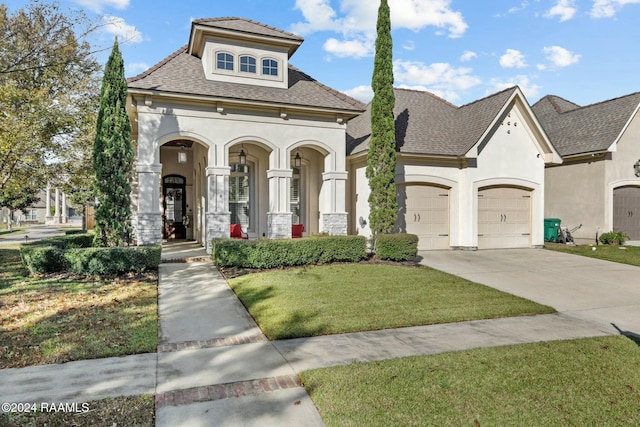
xmin=216 ymin=52 xmax=279 ymax=77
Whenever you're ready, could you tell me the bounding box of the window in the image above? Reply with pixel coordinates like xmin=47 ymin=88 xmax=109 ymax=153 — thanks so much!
xmin=25 ymin=209 xmax=37 ymax=221
xmin=290 ymin=167 xmax=301 ymax=224
xmin=262 ymin=58 xmax=278 ymax=76
xmin=240 ymin=55 xmax=256 ymax=73
xmin=229 ymin=164 xmax=250 ymax=229
xmin=216 ymin=52 xmax=234 ymax=71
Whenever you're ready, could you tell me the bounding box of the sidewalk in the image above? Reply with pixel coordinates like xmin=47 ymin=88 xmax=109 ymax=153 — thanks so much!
xmin=0 ymin=242 xmax=616 ymax=426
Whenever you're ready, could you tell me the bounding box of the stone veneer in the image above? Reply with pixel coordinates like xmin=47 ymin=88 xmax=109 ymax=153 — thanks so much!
xmin=320 ymin=212 xmax=347 ymax=235
xmin=267 ymin=213 xmax=292 ymax=239
xmin=206 ymin=212 xmax=231 ymax=251
xmin=136 ymin=212 xmax=163 ymax=245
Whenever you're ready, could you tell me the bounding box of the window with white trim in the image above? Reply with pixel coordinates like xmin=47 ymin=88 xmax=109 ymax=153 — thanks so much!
xmin=239 ymin=55 xmax=256 ymax=73
xmin=262 ymin=58 xmax=278 ymax=76
xmin=229 ymin=164 xmax=250 ymax=229
xmin=25 ymin=209 xmax=37 ymax=221
xmin=290 ymin=167 xmax=301 ymax=224
xmin=216 ymin=52 xmax=234 ymax=71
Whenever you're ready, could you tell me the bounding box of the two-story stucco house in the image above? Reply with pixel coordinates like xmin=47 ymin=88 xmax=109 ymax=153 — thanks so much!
xmin=127 ymin=17 xmax=562 ymax=251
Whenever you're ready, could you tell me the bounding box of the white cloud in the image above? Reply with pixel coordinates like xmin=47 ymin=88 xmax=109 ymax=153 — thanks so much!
xmin=403 ymin=40 xmax=416 ymax=51
xmin=460 ymin=50 xmax=477 ymax=62
xmin=495 ymin=1 xmax=530 ymax=17
xmin=393 ymin=59 xmax=481 ymax=101
xmin=73 ymin=0 xmax=129 ymax=13
xmin=500 ymin=49 xmax=527 ymax=68
xmin=103 ymin=16 xmax=143 ymax=44
xmin=126 ymin=62 xmax=150 ymax=75
xmin=542 ymin=45 xmax=580 ymax=67
xmin=591 ymin=0 xmax=640 ymax=18
xmin=489 ymin=75 xmax=542 ymax=100
xmin=545 ymin=0 xmax=577 ymax=21
xmin=323 ymin=37 xmax=373 ymax=58
xmin=291 ymin=0 xmax=468 ymax=59
xmin=344 ymin=85 xmax=374 ymax=103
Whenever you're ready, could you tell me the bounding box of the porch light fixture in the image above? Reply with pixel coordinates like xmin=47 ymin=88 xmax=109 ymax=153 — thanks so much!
xmin=178 ymin=150 xmax=187 ymax=164
xmin=634 ymin=159 xmax=640 ymax=177
xmin=294 ymin=152 xmax=302 ymax=168
xmin=239 ymin=148 xmax=247 ymax=165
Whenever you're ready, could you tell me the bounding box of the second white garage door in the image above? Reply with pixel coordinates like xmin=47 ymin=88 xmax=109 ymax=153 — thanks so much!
xmin=478 ymin=186 xmax=531 ymax=249
xmin=397 ymin=184 xmax=449 ymax=250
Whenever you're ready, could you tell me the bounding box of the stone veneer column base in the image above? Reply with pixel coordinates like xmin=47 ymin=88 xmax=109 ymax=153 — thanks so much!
xmin=136 ymin=213 xmax=162 ymax=245
xmin=206 ymin=212 xmax=231 ymax=252
xmin=267 ymin=213 xmax=292 ymax=239
xmin=320 ymin=212 xmax=348 ymax=235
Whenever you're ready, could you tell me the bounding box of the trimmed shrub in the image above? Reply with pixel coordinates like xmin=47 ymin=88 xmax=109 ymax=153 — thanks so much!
xmin=212 ymin=235 xmax=366 ymax=269
xmin=25 ymin=232 xmax=94 ymax=249
xmin=599 ymin=231 xmax=628 ymax=245
xmin=20 ymin=246 xmax=68 ymax=274
xmin=64 ymin=245 xmax=161 ymax=276
xmin=375 ymin=233 xmax=419 ymax=261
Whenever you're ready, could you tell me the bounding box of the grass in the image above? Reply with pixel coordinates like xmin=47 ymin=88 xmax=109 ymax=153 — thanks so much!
xmin=545 ymin=242 xmax=640 ymax=267
xmin=227 ymin=263 xmax=555 ymax=340
xmin=301 ymin=336 xmax=640 ymax=426
xmin=0 ymin=394 xmax=154 ymax=427
xmin=0 ymin=248 xmax=157 ymax=369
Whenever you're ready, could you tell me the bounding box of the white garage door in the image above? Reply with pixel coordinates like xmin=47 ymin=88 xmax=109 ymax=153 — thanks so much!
xmin=478 ymin=187 xmax=531 ymax=249
xmin=613 ymin=186 xmax=640 ymax=240
xmin=397 ymin=184 xmax=449 ymax=250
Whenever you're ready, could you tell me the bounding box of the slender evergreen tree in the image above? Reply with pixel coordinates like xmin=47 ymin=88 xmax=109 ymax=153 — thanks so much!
xmin=92 ymin=39 xmax=133 ymax=246
xmin=366 ymin=0 xmax=397 ymax=238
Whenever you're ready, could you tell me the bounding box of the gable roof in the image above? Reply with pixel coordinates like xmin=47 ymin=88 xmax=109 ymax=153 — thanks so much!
xmin=347 ymin=86 xmax=518 ymax=156
xmin=127 ymin=45 xmax=365 ymax=114
xmin=532 ymin=92 xmax=640 ymax=157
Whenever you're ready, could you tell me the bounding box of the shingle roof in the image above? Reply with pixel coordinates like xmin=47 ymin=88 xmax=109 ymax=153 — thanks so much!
xmin=192 ymin=17 xmax=303 ymax=43
xmin=347 ymin=86 xmax=517 ymax=156
xmin=127 ymin=46 xmax=365 ymax=113
xmin=532 ymin=93 xmax=640 ymax=157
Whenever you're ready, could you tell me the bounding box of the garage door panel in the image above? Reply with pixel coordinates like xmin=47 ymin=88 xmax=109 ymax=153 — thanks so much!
xmin=478 ymin=187 xmax=531 ymax=249
xmin=397 ymin=185 xmax=450 ymax=250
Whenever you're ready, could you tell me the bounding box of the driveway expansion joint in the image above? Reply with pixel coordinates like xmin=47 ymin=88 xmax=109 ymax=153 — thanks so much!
xmin=157 ymin=334 xmax=268 ymax=352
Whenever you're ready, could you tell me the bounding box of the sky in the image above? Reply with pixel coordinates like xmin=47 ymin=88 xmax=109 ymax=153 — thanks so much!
xmin=5 ymin=0 xmax=640 ymax=106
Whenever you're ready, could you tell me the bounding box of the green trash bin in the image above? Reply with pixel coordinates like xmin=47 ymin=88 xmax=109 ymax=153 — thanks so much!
xmin=544 ymin=218 xmax=561 ymax=242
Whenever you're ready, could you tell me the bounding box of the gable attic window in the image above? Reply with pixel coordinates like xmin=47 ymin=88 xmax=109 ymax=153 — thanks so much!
xmin=216 ymin=52 xmax=234 ymax=71
xmin=262 ymin=58 xmax=278 ymax=76
xmin=240 ymin=55 xmax=256 ymax=73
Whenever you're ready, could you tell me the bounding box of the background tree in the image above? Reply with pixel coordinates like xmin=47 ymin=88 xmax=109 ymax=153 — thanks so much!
xmin=0 ymin=1 xmax=100 ymax=226
xmin=366 ymin=0 xmax=397 ymax=237
xmin=92 ymin=40 xmax=134 ymax=247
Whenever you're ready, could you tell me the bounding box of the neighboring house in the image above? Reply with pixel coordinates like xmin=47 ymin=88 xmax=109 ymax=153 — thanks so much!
xmin=2 ymin=188 xmax=81 ymax=226
xmin=127 ymin=16 xmax=564 ymax=251
xmin=127 ymin=18 xmax=365 ymax=250
xmin=533 ymin=93 xmax=640 ymax=242
xmin=347 ymin=87 xmax=561 ymax=250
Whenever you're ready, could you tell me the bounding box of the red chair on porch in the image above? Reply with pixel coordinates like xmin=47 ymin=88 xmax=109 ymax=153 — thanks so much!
xmin=292 ymin=224 xmax=304 ymax=239
xmin=230 ymin=224 xmax=248 ymax=239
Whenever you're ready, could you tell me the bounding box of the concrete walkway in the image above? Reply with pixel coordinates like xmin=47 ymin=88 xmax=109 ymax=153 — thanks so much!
xmin=1 ymin=243 xmax=630 ymax=427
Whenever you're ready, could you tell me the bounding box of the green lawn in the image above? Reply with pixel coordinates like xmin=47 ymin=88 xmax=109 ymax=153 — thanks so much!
xmin=0 ymin=248 xmax=157 ymax=368
xmin=227 ymin=263 xmax=555 ymax=340
xmin=301 ymin=336 xmax=640 ymax=426
xmin=545 ymin=242 xmax=640 ymax=267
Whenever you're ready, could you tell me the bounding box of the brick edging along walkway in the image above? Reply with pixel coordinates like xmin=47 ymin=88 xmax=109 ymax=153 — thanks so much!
xmin=157 ymin=334 xmax=267 ymax=352
xmin=155 ymin=375 xmax=302 ymax=408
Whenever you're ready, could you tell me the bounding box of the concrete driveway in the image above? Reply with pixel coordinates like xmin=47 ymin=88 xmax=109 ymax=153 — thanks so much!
xmin=419 ymin=249 xmax=640 ymax=337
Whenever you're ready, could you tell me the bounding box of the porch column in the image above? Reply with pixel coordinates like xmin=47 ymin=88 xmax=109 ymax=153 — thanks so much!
xmin=267 ymin=169 xmax=293 ymax=239
xmin=135 ymin=162 xmax=163 ymax=245
xmin=61 ymin=192 xmax=67 ymax=224
xmin=54 ymin=189 xmax=60 ymax=224
xmin=320 ymin=171 xmax=348 ymax=235
xmin=45 ymin=184 xmax=52 ymax=224
xmin=205 ymin=166 xmax=231 ymax=252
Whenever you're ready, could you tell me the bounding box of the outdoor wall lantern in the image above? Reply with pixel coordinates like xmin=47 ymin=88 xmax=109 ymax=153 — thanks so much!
xmin=634 ymin=159 xmax=640 ymax=177
xmin=239 ymin=148 xmax=247 ymax=165
xmin=294 ymin=152 xmax=302 ymax=168
xmin=178 ymin=150 xmax=187 ymax=164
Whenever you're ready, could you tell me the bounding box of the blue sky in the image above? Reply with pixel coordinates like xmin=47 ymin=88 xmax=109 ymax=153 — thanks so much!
xmin=6 ymin=0 xmax=640 ymax=106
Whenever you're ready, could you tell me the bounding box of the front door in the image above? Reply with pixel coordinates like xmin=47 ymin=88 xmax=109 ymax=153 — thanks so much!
xmin=163 ymin=175 xmax=186 ymax=239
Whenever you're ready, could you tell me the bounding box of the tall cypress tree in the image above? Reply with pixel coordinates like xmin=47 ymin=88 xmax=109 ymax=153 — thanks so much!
xmin=366 ymin=0 xmax=397 ymax=238
xmin=92 ymin=40 xmax=134 ymax=247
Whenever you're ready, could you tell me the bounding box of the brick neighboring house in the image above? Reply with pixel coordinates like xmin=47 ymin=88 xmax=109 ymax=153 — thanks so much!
xmin=533 ymin=93 xmax=640 ymax=242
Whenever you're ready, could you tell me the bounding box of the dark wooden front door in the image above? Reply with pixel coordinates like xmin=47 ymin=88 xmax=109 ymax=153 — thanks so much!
xmin=163 ymin=175 xmax=186 ymax=239
xmin=613 ymin=186 xmax=640 ymax=240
